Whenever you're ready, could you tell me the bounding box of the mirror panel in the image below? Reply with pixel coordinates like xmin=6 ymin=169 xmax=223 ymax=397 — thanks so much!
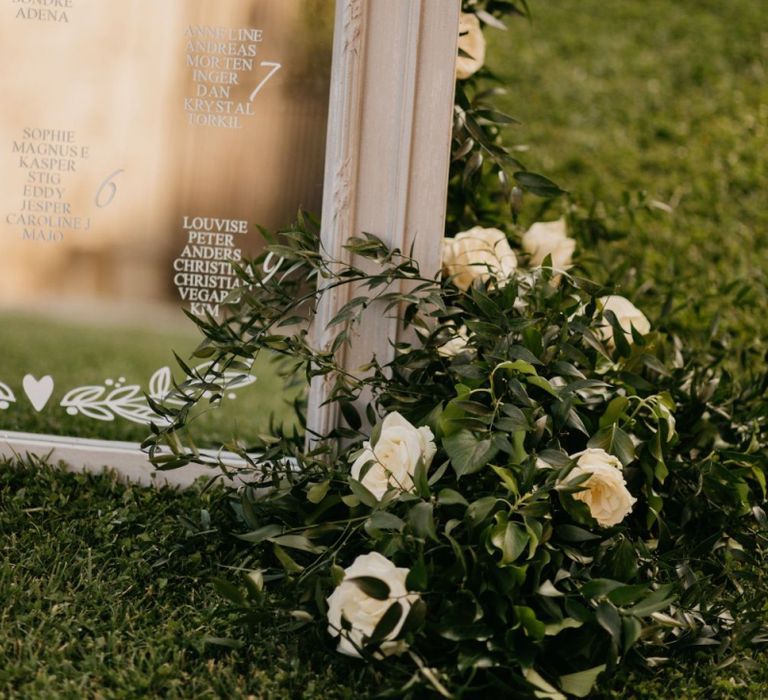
xmin=0 ymin=0 xmax=334 ymax=442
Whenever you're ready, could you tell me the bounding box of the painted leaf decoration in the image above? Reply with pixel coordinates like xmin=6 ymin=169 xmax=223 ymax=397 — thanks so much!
xmin=111 ymin=404 xmax=159 ymax=424
xmin=61 ymin=385 xmax=106 ymax=406
xmin=75 ymin=404 xmax=117 ymax=422
xmin=105 ymin=385 xmax=141 ymax=403
xmin=149 ymin=367 xmax=173 ymax=400
xmin=50 ymin=363 xmax=254 ymax=425
xmin=105 ymin=385 xmax=142 ymax=403
xmin=0 ymin=381 xmax=15 ymax=406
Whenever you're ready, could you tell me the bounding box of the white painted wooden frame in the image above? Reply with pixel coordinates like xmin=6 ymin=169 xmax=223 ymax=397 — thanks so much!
xmin=0 ymin=431 xmax=244 ymax=488
xmin=1 ymin=0 xmax=461 ymax=481
xmin=307 ymin=0 xmax=461 ymax=438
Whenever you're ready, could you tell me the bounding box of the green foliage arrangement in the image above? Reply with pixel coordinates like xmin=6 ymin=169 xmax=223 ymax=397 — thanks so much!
xmin=146 ymin=3 xmax=767 ymax=698
xmin=147 ymin=215 xmax=765 ymax=697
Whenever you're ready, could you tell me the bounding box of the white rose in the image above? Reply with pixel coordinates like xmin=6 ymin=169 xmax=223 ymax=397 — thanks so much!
xmin=597 ymin=295 xmax=651 ymax=348
xmin=437 ymin=325 xmax=471 ymax=357
xmin=350 ymin=412 xmax=437 ymax=500
xmin=522 ymin=218 xmax=576 ymax=271
xmin=456 ymin=13 xmax=486 ymax=80
xmin=327 ymin=552 xmax=420 ymax=658
xmin=442 ymin=227 xmax=517 ymax=291
xmin=566 ymin=448 xmax=637 ymax=527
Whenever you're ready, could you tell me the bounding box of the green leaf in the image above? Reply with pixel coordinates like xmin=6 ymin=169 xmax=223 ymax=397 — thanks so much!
xmin=236 ymin=524 xmax=284 ymax=544
xmin=607 ymin=583 xmax=650 ymax=606
xmin=466 ymin=496 xmax=498 ymax=526
xmin=330 ymin=564 xmax=345 ymax=586
xmin=307 ymin=480 xmax=330 ymax=504
xmin=495 ymin=404 xmax=530 ymax=432
xmin=348 ymin=478 xmax=379 ymax=508
xmin=212 ymin=578 xmax=245 ymax=606
xmin=491 ymin=521 xmax=529 ymax=565
xmin=604 ymin=309 xmax=632 ymax=356
xmin=507 ymin=344 xmax=543 ymax=366
xmin=622 ymin=616 xmax=642 ymax=653
xmin=367 ymin=601 xmax=403 ymax=645
xmin=438 ymin=488 xmax=469 ymax=507
xmin=524 ymin=668 xmax=566 ymax=700
xmin=437 ymin=621 xmax=494 ymax=642
xmin=751 ymin=465 xmax=767 ymax=499
xmin=367 ymin=511 xmax=406 ymax=532
xmin=606 ymin=538 xmax=639 ymax=580
xmin=588 ymin=424 xmax=636 ymax=466
xmin=514 ymin=606 xmax=546 ymax=640
xmin=454 ymin=400 xmax=493 ymax=416
xmin=544 ymin=618 xmax=583 ymax=636
xmin=599 ymin=396 xmax=630 ymax=428
xmin=267 ymin=534 xmax=325 ymax=554
xmin=559 ymin=665 xmax=606 ymax=698
xmin=413 ymin=456 xmax=430 ymax=498
xmin=408 ymin=502 xmax=439 ymax=541
xmin=203 ymin=636 xmax=244 ymax=650
xmin=491 ymin=465 xmax=519 ymax=495
xmin=341 ymin=494 xmax=360 ymax=508
xmin=400 ymin=598 xmax=427 ymax=635
xmin=596 ymin=601 xmax=622 ymax=644
xmin=499 ymin=359 xmax=537 ymax=376
xmin=348 ymin=576 xmax=390 ymax=600
xmin=340 ymin=401 xmax=362 ymax=430
xmin=555 ymin=524 xmax=601 ymax=543
xmin=272 ymin=543 xmax=304 ymax=574
xmin=537 ymin=449 xmax=572 ymax=468
xmin=627 ymin=585 xmax=675 ymax=616
xmin=581 ymin=578 xmax=625 ymax=598
xmin=526 ymin=375 xmax=560 ymax=397
xmin=444 ymin=430 xmax=499 ymax=478
xmin=405 ymin=557 xmax=428 ymax=590
xmin=514 ymin=170 xmax=566 ymax=197
xmin=427 ymin=459 xmax=450 ymax=486
xmin=243 ymin=569 xmax=264 ymax=597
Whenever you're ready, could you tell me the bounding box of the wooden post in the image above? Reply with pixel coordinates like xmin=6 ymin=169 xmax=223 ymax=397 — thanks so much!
xmin=307 ymin=0 xmax=461 ymax=438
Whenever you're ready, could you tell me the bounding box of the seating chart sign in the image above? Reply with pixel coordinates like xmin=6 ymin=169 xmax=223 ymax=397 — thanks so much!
xmin=0 ymin=0 xmax=334 ymax=443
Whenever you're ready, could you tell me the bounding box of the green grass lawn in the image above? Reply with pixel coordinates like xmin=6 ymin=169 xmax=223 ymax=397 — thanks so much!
xmin=0 ymin=462 xmax=366 ymax=699
xmin=3 ymin=1 xmax=767 ymax=697
xmin=493 ymin=0 xmax=768 ymax=361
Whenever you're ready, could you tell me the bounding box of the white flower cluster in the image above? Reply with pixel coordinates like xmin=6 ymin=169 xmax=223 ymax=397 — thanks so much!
xmin=332 ymin=441 xmax=638 ymax=656
xmin=441 ymin=220 xmax=651 ymax=351
xmin=442 ymin=219 xmax=577 ymax=291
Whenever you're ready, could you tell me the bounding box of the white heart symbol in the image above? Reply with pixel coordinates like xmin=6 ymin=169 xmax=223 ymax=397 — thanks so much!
xmin=23 ymin=374 xmax=54 ymax=412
